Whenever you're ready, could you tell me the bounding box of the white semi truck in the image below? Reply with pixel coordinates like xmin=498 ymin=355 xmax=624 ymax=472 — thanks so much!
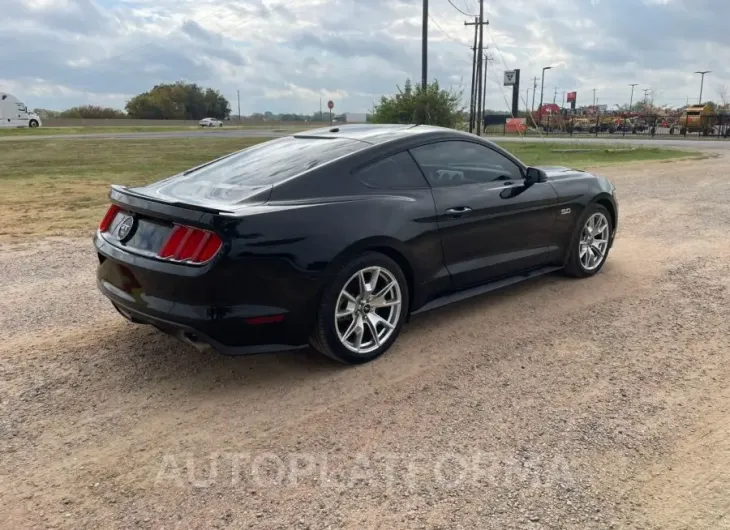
xmin=0 ymin=93 xmax=42 ymax=128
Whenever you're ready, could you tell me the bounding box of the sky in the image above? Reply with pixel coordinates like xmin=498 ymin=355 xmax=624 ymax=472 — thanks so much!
xmin=1 ymin=0 xmax=729 ymax=115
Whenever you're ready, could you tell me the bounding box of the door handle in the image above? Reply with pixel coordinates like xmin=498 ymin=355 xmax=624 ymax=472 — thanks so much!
xmin=445 ymin=206 xmax=472 ymax=217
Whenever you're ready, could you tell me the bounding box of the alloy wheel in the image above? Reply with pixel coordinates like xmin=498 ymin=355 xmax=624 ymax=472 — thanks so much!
xmin=334 ymin=266 xmax=402 ymax=355
xmin=579 ymin=212 xmax=610 ymax=271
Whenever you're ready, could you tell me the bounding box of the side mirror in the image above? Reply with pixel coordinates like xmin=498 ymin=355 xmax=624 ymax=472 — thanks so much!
xmin=525 ymin=167 xmax=547 ymax=185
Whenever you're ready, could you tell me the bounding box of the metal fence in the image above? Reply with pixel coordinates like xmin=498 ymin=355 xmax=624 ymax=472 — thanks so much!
xmin=483 ymin=112 xmax=730 ymax=139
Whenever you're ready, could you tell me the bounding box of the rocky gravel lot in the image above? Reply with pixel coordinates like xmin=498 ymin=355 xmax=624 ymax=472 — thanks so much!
xmin=1 ymin=155 xmax=729 ymax=529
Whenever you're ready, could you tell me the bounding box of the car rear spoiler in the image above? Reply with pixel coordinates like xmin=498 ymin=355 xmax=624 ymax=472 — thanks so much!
xmin=108 ymin=184 xmax=235 ymax=226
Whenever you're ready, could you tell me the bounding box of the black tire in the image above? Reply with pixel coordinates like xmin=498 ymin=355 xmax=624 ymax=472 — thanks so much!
xmin=29 ymin=120 xmax=39 ymax=128
xmin=563 ymin=204 xmax=613 ymax=278
xmin=310 ymin=252 xmax=409 ymax=364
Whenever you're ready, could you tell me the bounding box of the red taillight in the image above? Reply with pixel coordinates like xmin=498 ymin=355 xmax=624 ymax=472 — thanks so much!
xmin=158 ymin=225 xmax=222 ymax=264
xmin=99 ymin=204 xmax=121 ymax=232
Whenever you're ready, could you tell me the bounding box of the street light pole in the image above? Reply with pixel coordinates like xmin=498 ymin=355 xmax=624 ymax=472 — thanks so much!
xmin=538 ymin=66 xmax=552 ymax=112
xmin=695 ymin=70 xmax=711 ymax=105
xmin=625 ymin=84 xmax=638 ymax=137
xmin=628 ymin=83 xmax=638 ymax=109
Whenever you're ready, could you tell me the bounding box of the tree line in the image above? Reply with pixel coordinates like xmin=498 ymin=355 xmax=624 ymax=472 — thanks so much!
xmin=34 ymin=81 xmax=231 ymax=120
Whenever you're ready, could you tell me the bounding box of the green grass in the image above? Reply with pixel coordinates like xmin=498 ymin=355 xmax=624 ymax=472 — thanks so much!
xmin=0 ymin=137 xmax=700 ymax=240
xmin=499 ymin=141 xmax=700 ymax=167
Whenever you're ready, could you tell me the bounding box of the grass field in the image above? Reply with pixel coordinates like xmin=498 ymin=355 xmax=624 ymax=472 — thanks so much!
xmin=0 ymin=137 xmax=700 ymax=240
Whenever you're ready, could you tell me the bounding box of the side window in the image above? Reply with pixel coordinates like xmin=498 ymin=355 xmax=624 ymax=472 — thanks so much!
xmin=410 ymin=141 xmax=523 ymax=187
xmin=356 ymin=151 xmax=429 ymax=189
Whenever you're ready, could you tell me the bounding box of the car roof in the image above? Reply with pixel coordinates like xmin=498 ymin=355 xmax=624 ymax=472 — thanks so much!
xmin=292 ymin=123 xmax=474 ymax=146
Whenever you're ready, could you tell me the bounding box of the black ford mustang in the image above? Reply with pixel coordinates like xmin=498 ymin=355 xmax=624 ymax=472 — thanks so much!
xmin=95 ymin=124 xmax=618 ymax=364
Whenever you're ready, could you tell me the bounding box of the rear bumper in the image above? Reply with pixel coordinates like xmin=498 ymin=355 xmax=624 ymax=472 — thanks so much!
xmin=107 ymin=296 xmax=306 ymax=355
xmin=95 ymin=233 xmax=311 ymax=356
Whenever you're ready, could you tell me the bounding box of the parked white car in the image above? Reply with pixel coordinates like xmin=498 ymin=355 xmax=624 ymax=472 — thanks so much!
xmin=0 ymin=93 xmax=42 ymax=128
xmin=199 ymin=118 xmax=223 ymax=127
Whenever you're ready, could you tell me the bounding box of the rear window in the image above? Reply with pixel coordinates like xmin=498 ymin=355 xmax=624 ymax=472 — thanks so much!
xmin=135 ymin=136 xmax=366 ymax=206
xmin=182 ymin=136 xmax=364 ymax=186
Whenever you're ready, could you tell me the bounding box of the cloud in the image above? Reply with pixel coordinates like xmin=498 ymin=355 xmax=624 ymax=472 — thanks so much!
xmin=1 ymin=0 xmax=728 ymax=113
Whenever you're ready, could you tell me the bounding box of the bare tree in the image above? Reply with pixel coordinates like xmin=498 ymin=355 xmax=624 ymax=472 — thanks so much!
xmin=718 ymin=85 xmax=728 ymax=107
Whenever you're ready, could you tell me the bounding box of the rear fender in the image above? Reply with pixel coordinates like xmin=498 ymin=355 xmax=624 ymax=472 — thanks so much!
xmin=316 ymin=236 xmax=417 ymax=308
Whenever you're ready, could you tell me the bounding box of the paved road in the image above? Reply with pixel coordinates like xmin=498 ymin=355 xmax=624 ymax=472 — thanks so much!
xmin=0 ymin=128 xmax=292 ymax=141
xmin=3 ymin=127 xmax=729 ymax=150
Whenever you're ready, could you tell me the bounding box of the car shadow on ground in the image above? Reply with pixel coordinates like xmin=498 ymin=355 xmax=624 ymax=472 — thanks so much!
xmin=74 ymin=266 xmax=617 ymax=404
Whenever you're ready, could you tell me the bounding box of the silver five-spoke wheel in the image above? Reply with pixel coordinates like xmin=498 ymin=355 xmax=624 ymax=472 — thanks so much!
xmin=334 ymin=266 xmax=402 ymax=355
xmin=579 ymin=212 xmax=610 ymax=271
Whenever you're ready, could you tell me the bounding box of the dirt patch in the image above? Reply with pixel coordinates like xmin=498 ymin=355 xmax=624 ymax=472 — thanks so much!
xmin=1 ymin=155 xmax=729 ymax=529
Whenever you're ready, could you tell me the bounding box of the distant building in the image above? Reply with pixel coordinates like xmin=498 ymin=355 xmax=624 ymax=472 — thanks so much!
xmin=343 ymin=112 xmax=368 ymax=123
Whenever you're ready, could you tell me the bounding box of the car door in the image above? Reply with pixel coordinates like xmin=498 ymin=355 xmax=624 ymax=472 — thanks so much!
xmin=410 ymin=140 xmax=559 ymax=289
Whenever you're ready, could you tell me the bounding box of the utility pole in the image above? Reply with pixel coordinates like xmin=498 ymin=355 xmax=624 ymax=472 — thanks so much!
xmin=695 ymin=70 xmax=711 ymax=104
xmin=466 ymin=13 xmax=488 ymax=135
xmin=553 ymin=86 xmax=558 ymax=105
xmin=465 ymin=17 xmax=479 ymax=133
xmin=531 ymin=77 xmax=537 ymax=113
xmin=526 ymin=88 xmax=531 ymax=113
xmin=476 ymin=0 xmax=486 ymax=136
xmin=237 ymin=90 xmax=241 ymax=121
xmin=643 ymin=88 xmax=651 ymax=105
xmin=422 ymin=0 xmax=428 ymax=89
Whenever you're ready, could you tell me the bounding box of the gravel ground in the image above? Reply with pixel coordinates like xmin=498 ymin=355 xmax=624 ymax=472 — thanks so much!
xmin=1 ymin=155 xmax=729 ymax=530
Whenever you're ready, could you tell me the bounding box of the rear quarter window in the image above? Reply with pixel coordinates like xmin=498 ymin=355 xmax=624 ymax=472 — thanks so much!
xmin=355 ymin=152 xmax=429 ymax=189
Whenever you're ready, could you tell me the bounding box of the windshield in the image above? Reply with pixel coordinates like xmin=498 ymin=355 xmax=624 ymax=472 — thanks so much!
xmin=136 ymin=136 xmax=367 ymax=206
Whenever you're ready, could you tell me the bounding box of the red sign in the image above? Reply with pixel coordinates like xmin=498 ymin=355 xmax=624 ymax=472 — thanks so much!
xmin=505 ymin=118 xmax=527 ymax=133
xmin=566 ymin=91 xmax=577 ymax=103
xmin=327 ymin=100 xmax=334 ymax=110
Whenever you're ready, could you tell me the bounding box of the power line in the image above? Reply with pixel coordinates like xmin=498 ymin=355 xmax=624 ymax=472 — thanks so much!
xmin=485 ymin=28 xmax=510 ymax=73
xmin=428 ymin=14 xmax=470 ymax=47
xmin=481 ymin=25 xmax=543 ymax=135
xmin=447 ymin=0 xmax=477 ymax=16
